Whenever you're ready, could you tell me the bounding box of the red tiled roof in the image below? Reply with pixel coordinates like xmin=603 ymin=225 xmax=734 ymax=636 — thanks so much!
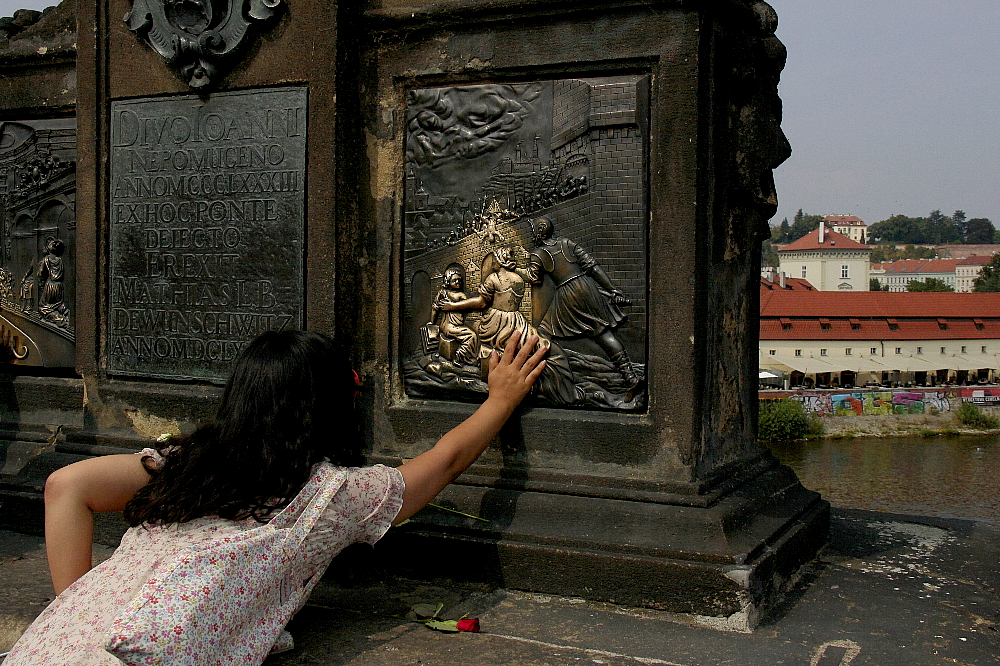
xmin=957 ymin=255 xmax=994 ymax=266
xmin=759 ymin=276 xmax=815 ymax=291
xmin=759 ymin=319 xmax=996 ymax=341
xmin=876 ymin=259 xmax=962 ymax=274
xmin=778 ymin=226 xmax=870 ymax=252
xmin=823 ymin=215 xmax=865 ymax=226
xmin=760 ymin=291 xmax=1000 ymax=318
xmin=759 ymin=292 xmax=1000 ymax=340
xmin=873 ymin=256 xmax=994 ymax=273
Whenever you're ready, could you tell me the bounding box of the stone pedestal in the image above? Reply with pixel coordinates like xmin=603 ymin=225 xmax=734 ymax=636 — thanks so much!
xmin=349 ymin=0 xmax=828 ymax=625
xmin=0 ymin=0 xmax=828 ymax=627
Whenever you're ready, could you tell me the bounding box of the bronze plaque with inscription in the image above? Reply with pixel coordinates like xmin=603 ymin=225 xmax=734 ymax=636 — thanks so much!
xmin=108 ymin=87 xmax=306 ymax=381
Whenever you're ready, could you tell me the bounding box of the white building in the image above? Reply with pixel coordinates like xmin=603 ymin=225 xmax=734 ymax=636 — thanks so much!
xmin=956 ymin=255 xmax=994 ymax=293
xmin=778 ymin=223 xmax=871 ymax=291
xmin=760 ymin=290 xmax=1000 ymax=386
xmin=872 ymin=255 xmax=994 ymax=292
xmin=824 ymin=214 xmax=867 ymax=244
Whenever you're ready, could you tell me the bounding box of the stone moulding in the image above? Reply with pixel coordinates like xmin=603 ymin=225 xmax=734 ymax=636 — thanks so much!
xmin=124 ymin=0 xmax=284 ymax=88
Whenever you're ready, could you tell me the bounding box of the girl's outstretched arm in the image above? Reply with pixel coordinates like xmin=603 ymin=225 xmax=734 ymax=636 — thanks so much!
xmin=394 ymin=332 xmax=547 ymax=524
xmin=45 ymin=454 xmax=152 ymax=594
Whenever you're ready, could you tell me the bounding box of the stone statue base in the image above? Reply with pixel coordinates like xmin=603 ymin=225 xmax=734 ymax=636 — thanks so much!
xmin=374 ymin=459 xmax=828 ymax=628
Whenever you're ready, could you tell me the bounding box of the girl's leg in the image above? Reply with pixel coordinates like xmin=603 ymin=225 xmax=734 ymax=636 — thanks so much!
xmin=45 ymin=454 xmax=152 ymax=594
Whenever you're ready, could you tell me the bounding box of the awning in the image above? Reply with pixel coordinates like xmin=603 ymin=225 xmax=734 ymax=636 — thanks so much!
xmin=759 ymin=352 xmax=843 ymax=374
xmin=946 ymin=354 xmax=998 ymax=372
xmin=758 ymin=349 xmax=1000 ymax=375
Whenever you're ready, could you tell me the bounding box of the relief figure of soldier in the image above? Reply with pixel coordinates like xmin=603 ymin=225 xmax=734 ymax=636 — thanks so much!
xmin=524 ymin=216 xmax=638 ymax=389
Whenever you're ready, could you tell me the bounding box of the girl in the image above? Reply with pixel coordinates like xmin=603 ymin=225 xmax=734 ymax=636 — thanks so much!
xmin=5 ymin=329 xmax=546 ymax=665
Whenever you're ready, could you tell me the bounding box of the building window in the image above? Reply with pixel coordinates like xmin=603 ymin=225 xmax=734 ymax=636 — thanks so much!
xmin=940 ymin=346 xmax=946 ymax=354
xmin=841 ymin=265 xmax=849 ymax=279
xmin=961 ymin=346 xmax=967 ymax=354
xmin=820 ymin=349 xmax=827 ymax=356
xmin=895 ymin=347 xmax=902 ymax=355
xmin=769 ymin=349 xmax=776 ymax=355
xmin=795 ymin=349 xmax=802 ymax=357
xmin=871 ymin=348 xmax=878 ymax=355
xmin=983 ymin=346 xmax=988 ymax=353
xmin=801 ymin=266 xmax=807 ymax=278
xmin=845 ymin=348 xmax=852 ymax=355
xmin=917 ymin=346 xmax=923 ymax=354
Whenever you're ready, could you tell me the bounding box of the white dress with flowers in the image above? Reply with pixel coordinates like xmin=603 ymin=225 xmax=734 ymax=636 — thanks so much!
xmin=4 ymin=454 xmax=404 ymax=666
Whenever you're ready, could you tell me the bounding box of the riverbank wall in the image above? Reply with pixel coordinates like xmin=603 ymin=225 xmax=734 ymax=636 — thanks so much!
xmin=759 ymin=387 xmax=1000 ymax=438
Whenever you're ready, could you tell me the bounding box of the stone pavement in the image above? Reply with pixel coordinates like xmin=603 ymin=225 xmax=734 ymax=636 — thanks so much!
xmin=1 ymin=508 xmax=998 ymax=665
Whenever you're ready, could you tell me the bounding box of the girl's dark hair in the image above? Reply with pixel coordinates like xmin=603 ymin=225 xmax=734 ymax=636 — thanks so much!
xmin=124 ymin=330 xmax=363 ymax=526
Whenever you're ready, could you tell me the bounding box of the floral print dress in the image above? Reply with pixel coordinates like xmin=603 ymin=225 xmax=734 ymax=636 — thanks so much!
xmin=4 ymin=455 xmax=404 ymax=666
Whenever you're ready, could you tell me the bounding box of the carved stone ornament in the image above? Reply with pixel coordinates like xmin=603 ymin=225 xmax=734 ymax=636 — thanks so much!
xmin=124 ymin=0 xmax=283 ymax=88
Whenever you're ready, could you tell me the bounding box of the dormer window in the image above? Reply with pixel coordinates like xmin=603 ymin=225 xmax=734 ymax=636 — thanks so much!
xmin=937 ymin=318 xmax=948 ymax=330
xmin=887 ymin=318 xmax=899 ymax=331
xmin=974 ymin=318 xmax=985 ymax=330
xmin=819 ymin=318 xmax=831 ymax=330
xmin=780 ymin=318 xmax=792 ymax=331
xmin=850 ymin=318 xmax=861 ymax=331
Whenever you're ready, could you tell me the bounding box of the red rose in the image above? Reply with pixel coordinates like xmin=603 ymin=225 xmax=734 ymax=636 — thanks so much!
xmin=456 ymin=618 xmax=480 ymax=633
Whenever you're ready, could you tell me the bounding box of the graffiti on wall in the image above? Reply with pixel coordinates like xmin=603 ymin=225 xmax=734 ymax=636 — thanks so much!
xmin=788 ymin=389 xmax=954 ymax=416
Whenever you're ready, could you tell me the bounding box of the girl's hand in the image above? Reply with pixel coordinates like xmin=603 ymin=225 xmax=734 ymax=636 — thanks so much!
xmin=393 ymin=331 xmax=547 ymax=525
xmin=486 ymin=332 xmax=548 ymax=410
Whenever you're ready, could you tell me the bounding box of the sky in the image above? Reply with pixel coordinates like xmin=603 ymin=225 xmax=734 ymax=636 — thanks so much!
xmin=0 ymin=0 xmax=51 ymax=20
xmin=767 ymin=0 xmax=1000 ymax=227
xmin=3 ymin=0 xmax=998 ymax=228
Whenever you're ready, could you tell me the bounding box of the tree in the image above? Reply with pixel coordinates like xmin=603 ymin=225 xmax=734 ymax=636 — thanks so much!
xmin=964 ymin=218 xmax=995 ymax=244
xmin=778 ymin=217 xmax=791 ymax=243
xmin=919 ymin=210 xmax=961 ymax=244
xmin=868 ymin=214 xmax=925 ymax=244
xmin=974 ymin=254 xmax=1000 ymax=292
xmin=870 ymin=277 xmax=886 ymax=291
xmin=869 ymin=243 xmax=936 ymax=263
xmin=787 ymin=209 xmax=824 ymax=242
xmin=761 ymin=240 xmax=779 ymax=269
xmin=907 ymin=278 xmax=954 ymax=292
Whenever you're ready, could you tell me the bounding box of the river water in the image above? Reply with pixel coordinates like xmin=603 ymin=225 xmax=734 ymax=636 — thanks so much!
xmin=766 ymin=434 xmax=1000 ymax=521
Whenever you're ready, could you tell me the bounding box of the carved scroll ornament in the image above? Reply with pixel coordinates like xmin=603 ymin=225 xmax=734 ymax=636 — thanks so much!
xmin=125 ymin=0 xmax=283 ymax=88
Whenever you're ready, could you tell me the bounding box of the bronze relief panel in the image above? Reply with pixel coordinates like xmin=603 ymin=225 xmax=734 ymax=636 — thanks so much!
xmin=402 ymin=76 xmax=648 ymax=410
xmin=0 ymin=119 xmax=76 ymax=367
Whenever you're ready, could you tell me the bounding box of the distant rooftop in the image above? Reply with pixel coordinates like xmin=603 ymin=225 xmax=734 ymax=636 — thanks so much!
xmin=779 ymin=225 xmax=870 ymax=252
xmin=823 ymin=214 xmax=866 ymax=227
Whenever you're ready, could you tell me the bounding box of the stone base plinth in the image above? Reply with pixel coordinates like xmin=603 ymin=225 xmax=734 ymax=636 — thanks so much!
xmin=377 ymin=463 xmax=829 ymax=628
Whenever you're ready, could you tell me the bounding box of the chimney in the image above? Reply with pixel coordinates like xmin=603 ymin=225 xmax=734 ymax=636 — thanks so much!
xmin=768 ymin=270 xmax=775 ymax=283
xmin=818 ymin=221 xmax=825 ymax=244
xmin=780 ymin=272 xmax=787 ymax=289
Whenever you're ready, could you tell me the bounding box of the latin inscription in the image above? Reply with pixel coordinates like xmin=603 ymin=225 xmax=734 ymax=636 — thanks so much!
xmin=108 ymin=88 xmax=307 ymax=380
